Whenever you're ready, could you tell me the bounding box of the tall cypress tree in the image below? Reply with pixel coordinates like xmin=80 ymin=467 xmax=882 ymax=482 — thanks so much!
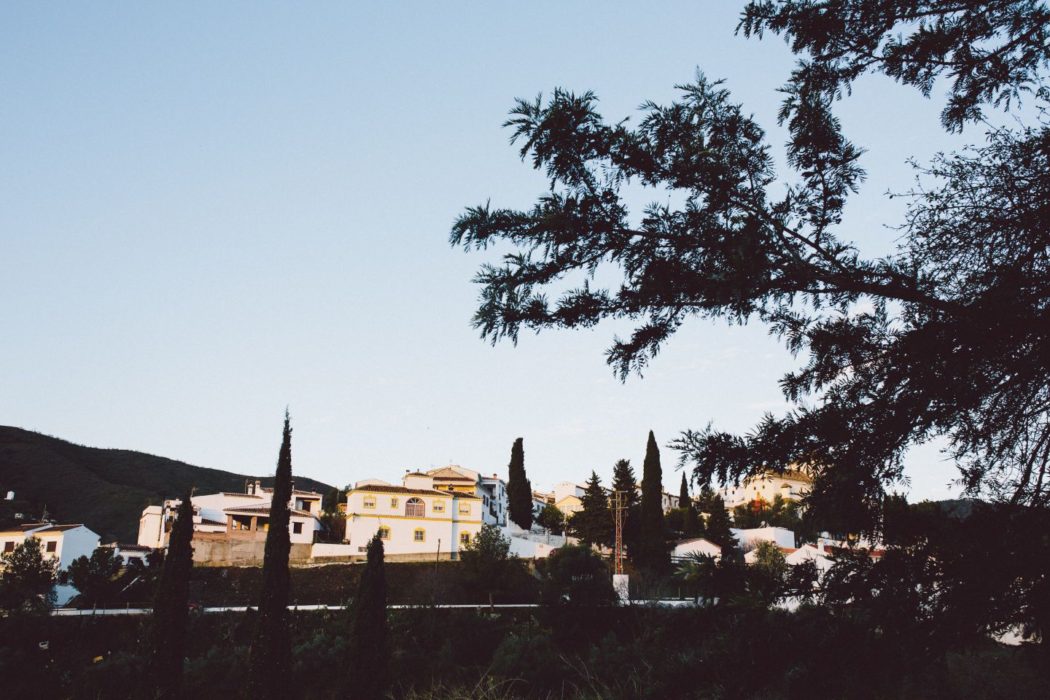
xmin=637 ymin=431 xmax=669 ymax=572
xmin=506 ymin=437 xmax=533 ymax=530
xmin=611 ymin=458 xmax=640 ymax=558
xmin=246 ymin=413 xmax=294 ymax=699
xmin=681 ymin=473 xmax=701 ymax=538
xmin=704 ymin=493 xmax=736 ymax=552
xmin=148 ymin=491 xmax=194 ymax=700
xmin=346 ymin=532 xmax=388 ymax=700
xmin=569 ymin=471 xmax=612 ymax=548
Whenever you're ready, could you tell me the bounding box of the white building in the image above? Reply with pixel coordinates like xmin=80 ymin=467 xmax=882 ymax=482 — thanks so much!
xmin=426 ymin=465 xmax=508 ymax=526
xmin=731 ymin=526 xmax=797 ymax=551
xmin=0 ymin=522 xmax=101 ymax=605
xmin=720 ymin=469 xmax=812 ymax=509
xmin=137 ymin=480 xmax=322 ymax=551
xmin=345 ymin=472 xmax=483 ymax=560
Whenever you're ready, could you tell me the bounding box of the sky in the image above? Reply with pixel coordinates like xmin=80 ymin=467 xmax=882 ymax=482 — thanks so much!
xmin=1 ymin=2 xmax=973 ymax=500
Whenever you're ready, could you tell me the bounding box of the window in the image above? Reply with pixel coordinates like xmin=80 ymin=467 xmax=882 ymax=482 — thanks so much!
xmin=459 ymin=532 xmax=470 ymax=545
xmin=292 ymin=522 xmax=303 ymax=534
xmin=390 ymin=497 xmax=399 ymax=508
xmin=363 ymin=495 xmax=376 ymax=509
xmin=432 ymin=500 xmax=445 ymax=513
xmin=406 ymin=497 xmax=425 ymax=518
xmin=377 ymin=527 xmax=390 ymax=540
xmin=413 ymin=529 xmax=425 ymax=542
xmin=3 ymin=542 xmax=14 ymax=553
xmin=459 ymin=502 xmax=471 ymax=515
xmin=46 ymin=541 xmax=57 ymax=553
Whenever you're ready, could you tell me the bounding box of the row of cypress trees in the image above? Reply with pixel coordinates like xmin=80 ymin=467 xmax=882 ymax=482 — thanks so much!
xmin=144 ymin=412 xmax=389 ymax=699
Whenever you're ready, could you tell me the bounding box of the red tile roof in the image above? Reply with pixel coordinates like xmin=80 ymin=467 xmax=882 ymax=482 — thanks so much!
xmin=353 ymin=484 xmax=480 ymax=499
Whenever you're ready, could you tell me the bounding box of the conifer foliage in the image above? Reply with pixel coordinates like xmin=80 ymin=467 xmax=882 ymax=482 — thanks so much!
xmin=148 ymin=491 xmax=193 ymax=700
xmin=506 ymin=437 xmax=533 ymax=530
xmin=611 ymin=458 xmax=640 ymax=558
xmin=680 ymin=473 xmax=701 ymax=538
xmin=246 ymin=412 xmax=294 ymax=700
xmin=347 ymin=532 xmax=389 ymax=700
xmin=570 ymin=471 xmax=613 ymax=548
xmin=637 ymin=431 xmax=669 ymax=571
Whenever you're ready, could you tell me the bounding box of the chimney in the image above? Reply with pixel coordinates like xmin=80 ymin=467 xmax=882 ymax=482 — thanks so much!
xmin=255 ymin=479 xmax=262 ymax=495
xmin=5 ymin=491 xmax=13 ymax=501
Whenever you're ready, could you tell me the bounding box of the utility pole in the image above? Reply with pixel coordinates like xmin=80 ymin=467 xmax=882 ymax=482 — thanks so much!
xmin=612 ymin=490 xmax=629 ymax=603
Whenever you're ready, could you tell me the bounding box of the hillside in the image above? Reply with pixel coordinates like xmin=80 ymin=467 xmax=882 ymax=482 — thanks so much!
xmin=0 ymin=426 xmax=334 ymax=543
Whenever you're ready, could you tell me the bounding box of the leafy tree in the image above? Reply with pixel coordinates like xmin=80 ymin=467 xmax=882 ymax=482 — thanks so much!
xmin=636 ymin=431 xmax=669 ymax=571
xmin=610 ymin=458 xmax=641 ymax=556
xmin=67 ymin=546 xmax=123 ymax=607
xmin=246 ymin=412 xmax=294 ymax=700
xmin=747 ymin=541 xmax=789 ymax=606
xmin=505 ymin=437 xmax=533 ymax=530
xmin=450 ymin=0 xmax=1050 ymax=530
xmin=568 ymin=471 xmax=612 ymax=548
xmin=460 ymin=524 xmax=515 ymax=603
xmin=148 ymin=491 xmax=194 ymax=699
xmin=0 ymin=537 xmax=57 ymax=613
xmin=732 ymin=494 xmax=812 ymax=543
xmin=346 ymin=532 xmax=388 ymax=699
xmin=537 ymin=544 xmax=616 ymax=606
xmin=536 ymin=503 xmax=565 ymax=535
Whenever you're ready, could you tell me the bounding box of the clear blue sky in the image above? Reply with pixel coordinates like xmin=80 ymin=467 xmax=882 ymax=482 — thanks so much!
xmin=2 ymin=2 xmax=968 ymax=500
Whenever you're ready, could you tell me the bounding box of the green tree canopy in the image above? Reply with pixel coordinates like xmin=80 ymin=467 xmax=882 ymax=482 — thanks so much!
xmin=451 ymin=0 xmax=1050 ymax=531
xmin=460 ymin=523 xmax=515 ymax=603
xmin=569 ymin=471 xmax=612 ymax=548
xmin=67 ymin=546 xmax=123 ymax=607
xmin=610 ymin=458 xmax=640 ymax=557
xmin=636 ymin=431 xmax=669 ymax=572
xmin=536 ymin=503 xmax=566 ymax=535
xmin=506 ymin=437 xmax=533 ymax=530
xmin=0 ymin=536 xmax=57 ymax=613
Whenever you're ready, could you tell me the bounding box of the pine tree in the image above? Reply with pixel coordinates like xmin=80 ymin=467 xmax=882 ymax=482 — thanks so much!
xmin=148 ymin=491 xmax=194 ymax=700
xmin=505 ymin=437 xmax=533 ymax=530
xmin=637 ymin=431 xmax=669 ymax=572
xmin=569 ymin=471 xmax=612 ymax=548
xmin=347 ymin=532 xmax=388 ymax=700
xmin=680 ymin=473 xmax=701 ymax=538
xmin=611 ymin=458 xmax=640 ymax=558
xmin=246 ymin=413 xmax=294 ymax=700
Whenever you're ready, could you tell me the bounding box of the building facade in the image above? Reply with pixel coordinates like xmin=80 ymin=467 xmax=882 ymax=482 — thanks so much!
xmin=344 ymin=472 xmax=483 ymax=560
xmin=719 ymin=470 xmax=812 ymax=510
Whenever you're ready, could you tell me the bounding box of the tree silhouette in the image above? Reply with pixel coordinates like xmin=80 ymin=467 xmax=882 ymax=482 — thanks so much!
xmin=346 ymin=532 xmax=388 ymax=699
xmin=506 ymin=437 xmax=533 ymax=530
xmin=246 ymin=412 xmax=294 ymax=699
xmin=636 ymin=432 xmax=669 ymax=572
xmin=569 ymin=471 xmax=612 ymax=548
xmin=148 ymin=492 xmax=193 ymax=699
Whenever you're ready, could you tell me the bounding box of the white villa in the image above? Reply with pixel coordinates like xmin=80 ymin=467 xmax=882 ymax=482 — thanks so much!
xmin=425 ymin=465 xmax=508 ymax=526
xmin=345 ymin=471 xmax=485 ymax=561
xmin=720 ymin=469 xmax=812 ymax=509
xmin=137 ymin=480 xmax=323 ymax=561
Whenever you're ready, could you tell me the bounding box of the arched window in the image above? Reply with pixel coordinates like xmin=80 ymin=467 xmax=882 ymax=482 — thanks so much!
xmin=405 ymin=497 xmax=425 ymax=518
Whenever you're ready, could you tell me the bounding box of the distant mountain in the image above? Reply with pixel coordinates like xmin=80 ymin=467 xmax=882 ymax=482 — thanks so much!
xmin=0 ymin=426 xmax=334 ymax=543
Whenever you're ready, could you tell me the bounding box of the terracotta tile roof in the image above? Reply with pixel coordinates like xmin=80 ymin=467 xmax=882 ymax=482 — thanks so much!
xmin=353 ymin=484 xmax=480 ymax=499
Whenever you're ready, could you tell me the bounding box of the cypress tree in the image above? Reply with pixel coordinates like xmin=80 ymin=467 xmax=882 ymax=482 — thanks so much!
xmin=347 ymin=532 xmax=388 ymax=700
xmin=637 ymin=431 xmax=669 ymax=572
xmin=148 ymin=491 xmax=194 ymax=700
xmin=704 ymin=493 xmax=736 ymax=552
xmin=610 ymin=458 xmax=640 ymax=558
xmin=681 ymin=473 xmax=701 ymax=538
xmin=246 ymin=413 xmax=294 ymax=699
xmin=506 ymin=437 xmax=533 ymax=530
xmin=569 ymin=471 xmax=612 ymax=548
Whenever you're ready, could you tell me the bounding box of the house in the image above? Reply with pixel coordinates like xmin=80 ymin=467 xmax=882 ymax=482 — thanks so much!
xmin=672 ymin=537 xmax=723 ymax=561
xmin=0 ymin=522 xmax=101 ymax=605
xmin=425 ymin=465 xmax=508 ymax=526
xmin=553 ymin=481 xmax=586 ymax=515
xmin=344 ymin=472 xmax=483 ymax=561
xmin=101 ymin=542 xmax=153 ymax=566
xmin=720 ymin=469 xmax=812 ymax=509
xmin=531 ymin=490 xmax=554 ymax=520
xmin=136 ymin=480 xmax=323 ymax=564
